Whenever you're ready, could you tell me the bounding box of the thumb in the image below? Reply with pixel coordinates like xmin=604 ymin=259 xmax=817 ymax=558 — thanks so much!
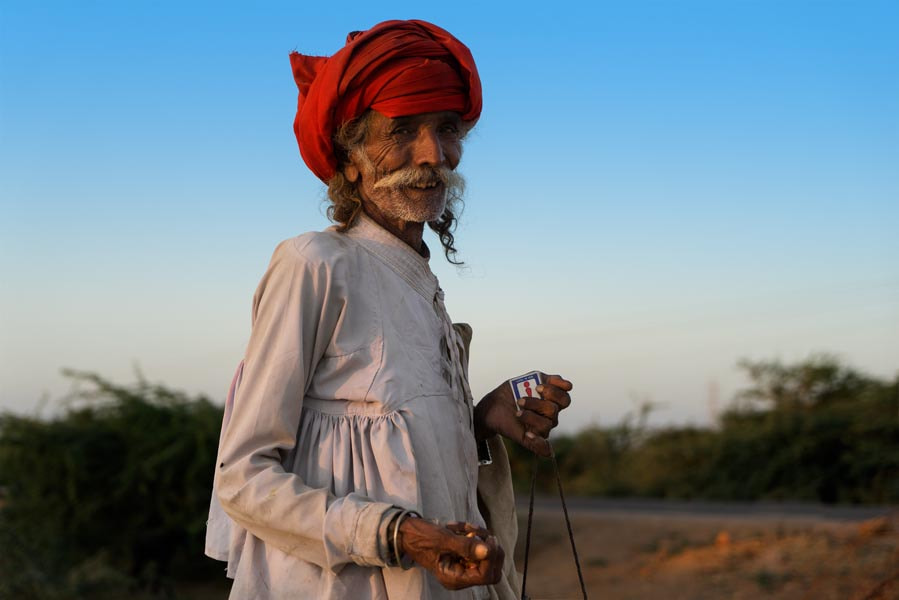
xmin=444 ymin=529 xmax=490 ymax=560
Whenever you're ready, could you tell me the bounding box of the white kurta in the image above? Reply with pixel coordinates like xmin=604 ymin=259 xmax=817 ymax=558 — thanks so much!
xmin=206 ymin=214 xmax=520 ymax=599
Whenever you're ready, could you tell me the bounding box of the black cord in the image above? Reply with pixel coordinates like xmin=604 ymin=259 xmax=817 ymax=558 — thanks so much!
xmin=551 ymin=449 xmax=588 ymax=599
xmin=520 ymin=446 xmax=588 ymax=600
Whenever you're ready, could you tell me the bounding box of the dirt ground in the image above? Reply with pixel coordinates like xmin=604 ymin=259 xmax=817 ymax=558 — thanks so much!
xmin=514 ymin=504 xmax=899 ymax=600
xmin=186 ymin=502 xmax=898 ymax=599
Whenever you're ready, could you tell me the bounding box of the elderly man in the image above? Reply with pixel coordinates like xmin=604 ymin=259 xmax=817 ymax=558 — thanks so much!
xmin=205 ymin=20 xmax=573 ymax=599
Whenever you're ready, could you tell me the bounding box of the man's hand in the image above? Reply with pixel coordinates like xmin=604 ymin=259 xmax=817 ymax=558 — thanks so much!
xmin=473 ymin=373 xmax=573 ymax=457
xmin=398 ymin=517 xmax=504 ymax=590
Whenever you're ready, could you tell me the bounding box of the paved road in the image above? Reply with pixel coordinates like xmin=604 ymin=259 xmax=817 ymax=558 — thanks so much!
xmin=516 ymin=495 xmax=897 ymax=522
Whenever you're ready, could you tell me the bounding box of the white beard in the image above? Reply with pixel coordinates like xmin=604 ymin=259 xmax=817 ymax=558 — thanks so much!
xmin=371 ymin=185 xmax=448 ymax=223
xmin=363 ymin=163 xmax=465 ymax=223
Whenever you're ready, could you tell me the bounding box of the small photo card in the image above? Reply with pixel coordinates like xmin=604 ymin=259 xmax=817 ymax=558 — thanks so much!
xmin=509 ymin=371 xmax=542 ymax=405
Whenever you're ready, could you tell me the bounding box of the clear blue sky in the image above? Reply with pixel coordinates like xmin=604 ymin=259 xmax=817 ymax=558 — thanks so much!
xmin=1 ymin=0 xmax=897 ymax=429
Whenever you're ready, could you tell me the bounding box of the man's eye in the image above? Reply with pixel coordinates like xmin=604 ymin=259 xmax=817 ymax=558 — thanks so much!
xmin=439 ymin=124 xmax=461 ymax=138
xmin=391 ymin=127 xmax=413 ymax=136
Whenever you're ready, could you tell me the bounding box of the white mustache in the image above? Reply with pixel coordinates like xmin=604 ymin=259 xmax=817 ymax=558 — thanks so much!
xmin=372 ymin=166 xmax=463 ymax=191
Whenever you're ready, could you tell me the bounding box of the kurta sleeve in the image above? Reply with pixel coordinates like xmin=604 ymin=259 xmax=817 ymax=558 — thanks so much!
xmin=216 ymin=237 xmax=398 ymax=572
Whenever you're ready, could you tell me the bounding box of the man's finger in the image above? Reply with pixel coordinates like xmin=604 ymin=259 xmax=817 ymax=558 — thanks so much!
xmin=487 ymin=537 xmax=505 ymax=583
xmin=536 ymin=383 xmax=572 ymax=409
xmin=446 ymin=521 xmax=491 ymax=539
xmin=451 ymin=560 xmax=491 ymax=587
xmin=516 ymin=397 xmax=560 ymax=423
xmin=442 ymin=528 xmax=490 ymax=561
xmin=518 ymin=410 xmax=553 ymax=437
xmin=542 ymin=373 xmax=573 ymax=391
xmin=454 ymin=541 xmax=501 ymax=586
xmin=522 ymin=430 xmax=552 ymax=457
xmin=438 ymin=555 xmax=466 ymax=579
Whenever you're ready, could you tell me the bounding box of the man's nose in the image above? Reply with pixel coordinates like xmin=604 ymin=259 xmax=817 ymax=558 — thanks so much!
xmin=412 ymin=127 xmax=445 ymax=167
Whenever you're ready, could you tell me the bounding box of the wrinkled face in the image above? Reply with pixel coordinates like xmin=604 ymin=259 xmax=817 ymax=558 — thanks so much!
xmin=344 ymin=110 xmax=465 ymax=224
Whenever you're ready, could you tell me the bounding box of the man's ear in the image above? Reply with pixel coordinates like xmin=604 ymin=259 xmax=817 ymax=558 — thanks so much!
xmin=344 ymin=163 xmax=360 ymax=183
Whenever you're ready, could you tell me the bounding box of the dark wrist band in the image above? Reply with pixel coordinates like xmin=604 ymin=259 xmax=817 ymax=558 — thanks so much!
xmin=477 ymin=436 xmax=493 ymax=466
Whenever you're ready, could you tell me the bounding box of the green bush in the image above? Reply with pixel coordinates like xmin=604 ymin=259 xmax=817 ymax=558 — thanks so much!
xmin=0 ymin=371 xmax=224 ymax=599
xmin=511 ymin=356 xmax=899 ymax=504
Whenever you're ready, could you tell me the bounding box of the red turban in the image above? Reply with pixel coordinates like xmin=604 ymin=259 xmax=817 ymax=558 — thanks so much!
xmin=289 ymin=20 xmax=482 ymax=182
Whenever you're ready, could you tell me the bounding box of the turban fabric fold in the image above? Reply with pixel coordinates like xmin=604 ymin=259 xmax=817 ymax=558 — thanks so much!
xmin=289 ymin=19 xmax=482 ymax=182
